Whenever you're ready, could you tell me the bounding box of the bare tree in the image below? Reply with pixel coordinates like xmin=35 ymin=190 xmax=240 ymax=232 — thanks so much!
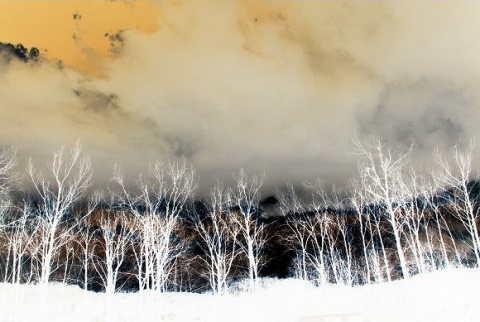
xmin=282 ymin=180 xmax=353 ymax=286
xmin=0 ymin=147 xmax=20 ymax=282
xmin=0 ymin=147 xmax=18 ymax=248
xmin=302 ymin=211 xmax=330 ymax=285
xmin=352 ymin=175 xmax=393 ymax=283
xmin=0 ymin=147 xmax=17 ymax=198
xmin=27 ymin=142 xmax=92 ymax=284
xmin=195 ymin=182 xmax=240 ymax=294
xmin=2 ymin=202 xmax=38 ymax=284
xmin=308 ymin=181 xmax=357 ymax=285
xmin=425 ymin=179 xmax=461 ymax=267
xmin=71 ymin=191 xmax=102 ymax=291
xmin=332 ymin=211 xmax=354 ymax=285
xmin=276 ymin=182 xmax=306 ymax=217
xmin=113 ymin=159 xmax=196 ymax=292
xmin=228 ymin=169 xmax=266 ymax=292
xmin=276 ymin=183 xmax=311 ymax=282
xmin=350 ymin=180 xmax=374 ymax=284
xmin=276 ymin=183 xmax=320 ymax=283
xmin=93 ymin=210 xmax=133 ymax=294
xmin=283 ymin=182 xmax=331 ymax=286
xmin=401 ymin=170 xmax=433 ymax=274
xmin=353 ymin=137 xmax=412 ymax=279
xmin=433 ymin=141 xmax=480 ymax=266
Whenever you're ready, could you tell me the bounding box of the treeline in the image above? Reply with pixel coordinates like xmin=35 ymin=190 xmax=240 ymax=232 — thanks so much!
xmin=0 ymin=139 xmax=480 ymax=294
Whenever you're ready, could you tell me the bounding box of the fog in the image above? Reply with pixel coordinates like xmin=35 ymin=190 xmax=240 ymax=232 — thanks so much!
xmin=1 ymin=1 xmax=480 ymax=193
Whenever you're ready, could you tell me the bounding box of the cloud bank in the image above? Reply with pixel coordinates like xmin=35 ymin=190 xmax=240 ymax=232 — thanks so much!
xmin=1 ymin=1 xmax=480 ymax=192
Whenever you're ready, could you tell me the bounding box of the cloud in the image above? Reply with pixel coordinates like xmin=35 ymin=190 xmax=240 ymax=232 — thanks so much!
xmin=358 ymin=80 xmax=473 ymax=148
xmin=2 ymin=1 xmax=480 ymax=193
xmin=0 ymin=42 xmax=40 ymax=63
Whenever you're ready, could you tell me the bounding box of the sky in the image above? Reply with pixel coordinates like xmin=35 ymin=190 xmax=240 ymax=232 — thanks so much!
xmin=1 ymin=0 xmax=480 ymax=193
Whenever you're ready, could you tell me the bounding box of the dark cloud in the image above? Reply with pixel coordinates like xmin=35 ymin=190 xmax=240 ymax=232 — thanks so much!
xmin=359 ymin=80 xmax=471 ymax=150
xmin=104 ymin=31 xmax=125 ymax=56
xmin=0 ymin=42 xmax=40 ymax=63
xmin=73 ymin=88 xmax=120 ymax=113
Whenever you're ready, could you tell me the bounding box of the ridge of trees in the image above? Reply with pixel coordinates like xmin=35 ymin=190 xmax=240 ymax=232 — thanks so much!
xmin=1 ymin=139 xmax=480 ymax=294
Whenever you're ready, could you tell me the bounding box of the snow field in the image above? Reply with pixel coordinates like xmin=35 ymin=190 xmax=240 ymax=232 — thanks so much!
xmin=1 ymin=268 xmax=479 ymax=322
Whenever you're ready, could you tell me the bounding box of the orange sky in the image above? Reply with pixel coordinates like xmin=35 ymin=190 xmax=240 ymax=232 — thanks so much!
xmin=0 ymin=1 xmax=160 ymax=74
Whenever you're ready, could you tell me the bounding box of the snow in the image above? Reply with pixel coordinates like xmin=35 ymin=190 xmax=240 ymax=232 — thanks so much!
xmin=1 ymin=268 xmax=479 ymax=322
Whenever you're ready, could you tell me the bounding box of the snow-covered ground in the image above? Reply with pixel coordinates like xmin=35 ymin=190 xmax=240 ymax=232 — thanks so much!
xmin=0 ymin=268 xmax=478 ymax=322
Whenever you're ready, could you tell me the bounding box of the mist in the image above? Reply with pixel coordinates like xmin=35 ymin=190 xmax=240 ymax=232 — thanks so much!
xmin=1 ymin=1 xmax=480 ymax=193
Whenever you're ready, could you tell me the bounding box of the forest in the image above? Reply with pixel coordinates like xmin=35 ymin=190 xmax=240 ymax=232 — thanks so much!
xmin=0 ymin=138 xmax=479 ymax=295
